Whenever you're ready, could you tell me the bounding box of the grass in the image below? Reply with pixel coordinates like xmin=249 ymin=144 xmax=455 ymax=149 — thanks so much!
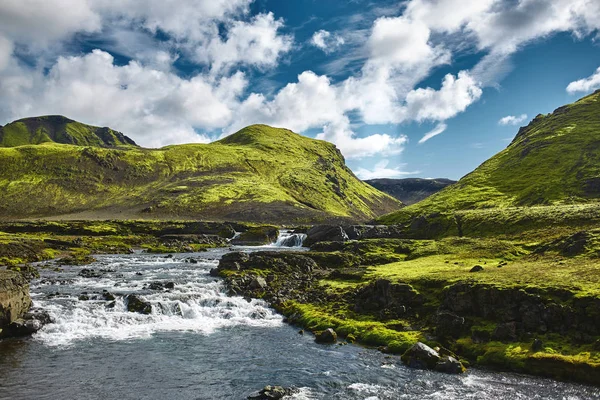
xmin=379 ymin=90 xmax=600 ymax=227
xmin=0 ymin=123 xmax=401 ymax=223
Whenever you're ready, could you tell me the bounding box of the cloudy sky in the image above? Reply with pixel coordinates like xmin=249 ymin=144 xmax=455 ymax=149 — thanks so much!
xmin=1 ymin=0 xmax=600 ymax=180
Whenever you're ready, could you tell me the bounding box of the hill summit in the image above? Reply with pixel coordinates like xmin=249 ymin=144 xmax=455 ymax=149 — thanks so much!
xmin=0 ymin=115 xmax=137 ymax=148
xmin=379 ymin=90 xmax=600 ymax=224
xmin=0 ymin=122 xmax=401 ymax=223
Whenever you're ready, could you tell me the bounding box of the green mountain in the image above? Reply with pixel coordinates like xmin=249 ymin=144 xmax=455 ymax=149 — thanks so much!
xmin=0 ymin=116 xmax=137 ymax=148
xmin=365 ymin=178 xmax=455 ymax=205
xmin=0 ymin=121 xmax=401 ymax=223
xmin=379 ymin=90 xmax=600 ymax=225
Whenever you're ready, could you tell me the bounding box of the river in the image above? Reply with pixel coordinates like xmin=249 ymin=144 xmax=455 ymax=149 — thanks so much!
xmin=0 ymin=247 xmax=598 ymax=399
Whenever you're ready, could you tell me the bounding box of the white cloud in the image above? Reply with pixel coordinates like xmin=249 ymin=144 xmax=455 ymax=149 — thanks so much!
xmin=0 ymin=50 xmax=249 ymax=147
xmin=566 ymin=67 xmax=600 ymax=94
xmin=418 ymin=123 xmax=447 ymax=144
xmin=356 ymin=160 xmax=419 ymax=179
xmin=368 ymin=16 xmax=449 ymax=69
xmin=0 ymin=0 xmax=101 ymax=45
xmin=403 ymin=71 xmax=482 ymax=122
xmin=200 ymin=12 xmax=293 ymax=73
xmin=311 ymin=30 xmax=345 ymax=53
xmin=498 ymin=113 xmax=528 ymax=125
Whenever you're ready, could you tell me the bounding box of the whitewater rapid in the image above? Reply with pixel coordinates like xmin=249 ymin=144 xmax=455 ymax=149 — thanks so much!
xmin=30 ymin=252 xmax=282 ymax=346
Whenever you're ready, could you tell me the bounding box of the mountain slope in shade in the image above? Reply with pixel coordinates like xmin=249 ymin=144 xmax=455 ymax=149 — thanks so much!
xmin=378 ymin=90 xmax=600 ymax=224
xmin=0 ymin=122 xmax=401 ymax=223
xmin=0 ymin=116 xmax=137 ymax=148
xmin=365 ymin=178 xmax=456 ymax=205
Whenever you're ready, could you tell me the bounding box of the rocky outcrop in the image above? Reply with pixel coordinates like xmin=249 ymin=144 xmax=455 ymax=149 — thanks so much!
xmin=314 ymin=328 xmax=337 ymax=344
xmin=0 ymin=270 xmax=32 ymax=337
xmin=304 ymin=224 xmax=410 ymax=246
xmin=231 ymin=226 xmax=279 ymax=246
xmin=353 ymin=279 xmax=424 ymax=319
xmin=401 ymin=342 xmax=465 ymax=373
xmin=247 ymin=386 xmax=299 ymax=400
xmin=125 ymin=294 xmax=152 ymax=314
xmin=441 ymin=283 xmax=600 ymax=342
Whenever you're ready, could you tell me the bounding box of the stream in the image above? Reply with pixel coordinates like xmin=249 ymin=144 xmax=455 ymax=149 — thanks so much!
xmin=0 ymin=245 xmax=599 ymax=399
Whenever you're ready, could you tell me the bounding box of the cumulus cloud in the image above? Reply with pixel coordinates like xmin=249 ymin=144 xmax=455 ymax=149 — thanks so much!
xmin=403 ymin=72 xmax=482 ymax=122
xmin=311 ymin=30 xmax=345 ymax=53
xmin=0 ymin=50 xmax=248 ymax=146
xmin=200 ymin=12 xmax=293 ymax=73
xmin=356 ymin=160 xmax=419 ymax=179
xmin=418 ymin=123 xmax=447 ymax=144
xmin=498 ymin=114 xmax=528 ymax=125
xmin=566 ymin=67 xmax=600 ymax=94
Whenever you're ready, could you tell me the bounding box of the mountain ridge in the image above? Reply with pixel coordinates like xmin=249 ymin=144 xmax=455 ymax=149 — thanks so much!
xmin=378 ymin=91 xmax=600 ymax=224
xmin=0 ymin=120 xmax=402 ymax=223
xmin=0 ymin=115 xmax=137 ymax=148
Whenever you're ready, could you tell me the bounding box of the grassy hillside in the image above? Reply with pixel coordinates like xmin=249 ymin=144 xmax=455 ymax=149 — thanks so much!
xmin=0 ymin=116 xmax=137 ymax=148
xmin=0 ymin=123 xmax=401 ymax=223
xmin=379 ymin=90 xmax=600 ymax=226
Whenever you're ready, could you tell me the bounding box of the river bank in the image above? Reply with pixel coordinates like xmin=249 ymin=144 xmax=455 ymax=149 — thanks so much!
xmin=213 ymin=225 xmax=600 ymax=386
xmin=1 ymin=219 xmax=599 ymax=388
xmin=1 ymin=250 xmax=599 ymax=399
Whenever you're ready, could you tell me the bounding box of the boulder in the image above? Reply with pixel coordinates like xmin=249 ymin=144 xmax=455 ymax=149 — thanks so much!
xmin=469 ymin=265 xmax=484 ymax=272
xmin=249 ymin=277 xmax=267 ymax=290
xmin=125 ymin=294 xmax=152 ymax=314
xmin=1 ymin=308 xmax=52 ymax=338
xmin=402 ymin=342 xmax=441 ymax=370
xmin=353 ymin=279 xmax=423 ymax=318
xmin=314 ymin=328 xmax=337 ymax=344
xmin=0 ymin=270 xmax=32 ymax=331
xmin=232 ymin=226 xmax=279 ymax=246
xmin=247 ymin=386 xmax=299 ymax=400
xmin=304 ymin=225 xmax=349 ymax=247
xmin=434 ymin=356 xmax=466 ymax=374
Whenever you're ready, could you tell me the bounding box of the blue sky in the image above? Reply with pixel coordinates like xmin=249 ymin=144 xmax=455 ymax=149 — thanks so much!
xmin=0 ymin=0 xmax=600 ymax=180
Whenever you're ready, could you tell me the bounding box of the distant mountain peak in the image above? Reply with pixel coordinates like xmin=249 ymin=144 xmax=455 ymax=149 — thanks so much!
xmin=0 ymin=115 xmax=137 ymax=148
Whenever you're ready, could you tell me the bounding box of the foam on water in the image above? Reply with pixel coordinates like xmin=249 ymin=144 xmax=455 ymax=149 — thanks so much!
xmin=31 ymin=252 xmax=282 ymax=347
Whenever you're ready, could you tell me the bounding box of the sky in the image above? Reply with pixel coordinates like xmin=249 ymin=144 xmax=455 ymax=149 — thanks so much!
xmin=0 ymin=0 xmax=600 ymax=180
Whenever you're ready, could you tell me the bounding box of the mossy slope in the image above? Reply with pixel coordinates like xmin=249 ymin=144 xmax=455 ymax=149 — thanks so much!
xmin=379 ymin=91 xmax=600 ymax=225
xmin=0 ymin=116 xmax=137 ymax=148
xmin=0 ymin=122 xmax=401 ymax=223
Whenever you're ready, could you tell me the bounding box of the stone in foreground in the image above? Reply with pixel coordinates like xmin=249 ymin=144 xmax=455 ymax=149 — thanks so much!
xmin=401 ymin=342 xmax=466 ymax=374
xmin=314 ymin=328 xmax=337 ymax=344
xmin=247 ymin=385 xmax=299 ymax=399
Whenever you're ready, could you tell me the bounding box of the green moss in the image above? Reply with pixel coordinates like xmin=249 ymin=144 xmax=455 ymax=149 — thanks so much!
xmin=282 ymin=301 xmax=423 ymax=352
xmin=0 ymin=124 xmax=401 ymax=223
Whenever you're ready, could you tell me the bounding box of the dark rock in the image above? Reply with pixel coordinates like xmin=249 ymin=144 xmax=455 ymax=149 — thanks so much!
xmin=247 ymin=385 xmax=299 ymax=400
xmin=165 ymin=282 xmax=175 ymax=289
xmin=354 ymin=279 xmax=423 ymax=319
xmin=102 ymin=292 xmax=116 ymax=301
xmin=125 ymin=294 xmax=152 ymax=314
xmin=249 ymin=277 xmax=267 ymax=290
xmin=78 ymin=269 xmax=103 ymax=278
xmin=470 ymin=265 xmax=484 ymax=272
xmin=532 ymin=338 xmax=544 ymax=352
xmin=315 ymin=328 xmax=337 ymax=344
xmin=2 ymin=308 xmax=52 ymax=338
xmin=401 ymin=342 xmax=441 ymax=370
xmin=492 ymin=322 xmax=518 ymax=342
xmin=232 ymin=226 xmax=279 ymax=246
xmin=471 ymin=329 xmax=491 ymax=344
xmin=78 ymin=294 xmax=90 ymax=301
xmin=304 ymin=225 xmax=349 ymax=247
xmin=432 ymin=311 xmax=466 ymax=339
xmin=434 ymin=356 xmax=466 ymax=374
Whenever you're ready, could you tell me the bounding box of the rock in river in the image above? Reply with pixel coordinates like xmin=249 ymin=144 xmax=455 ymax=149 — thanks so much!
xmin=125 ymin=294 xmax=152 ymax=315
xmin=247 ymin=385 xmax=299 ymax=399
xmin=314 ymin=328 xmax=337 ymax=344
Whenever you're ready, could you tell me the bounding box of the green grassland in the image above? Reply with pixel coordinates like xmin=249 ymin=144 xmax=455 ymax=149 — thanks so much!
xmin=0 ymin=122 xmax=401 ymax=223
xmin=379 ymin=90 xmax=600 ymax=226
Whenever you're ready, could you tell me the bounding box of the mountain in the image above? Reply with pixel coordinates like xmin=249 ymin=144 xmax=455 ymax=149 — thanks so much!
xmin=0 ymin=116 xmax=137 ymax=148
xmin=378 ymin=90 xmax=600 ymax=225
xmin=0 ymin=121 xmax=401 ymax=223
xmin=365 ymin=178 xmax=455 ymax=205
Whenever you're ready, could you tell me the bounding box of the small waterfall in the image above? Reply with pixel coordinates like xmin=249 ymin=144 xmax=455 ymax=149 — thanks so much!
xmin=272 ymin=230 xmax=306 ymax=248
